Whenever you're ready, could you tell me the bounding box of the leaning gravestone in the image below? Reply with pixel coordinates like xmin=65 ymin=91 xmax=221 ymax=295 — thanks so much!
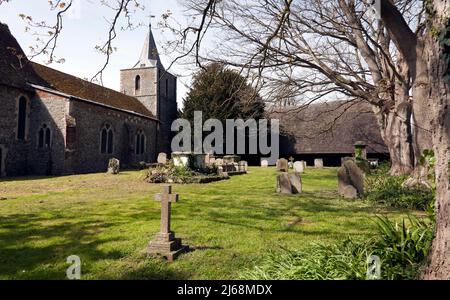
xmin=277 ymin=158 xmax=289 ymax=172
xmin=314 ymin=158 xmax=324 ymax=168
xmin=293 ymin=161 xmax=304 ymax=173
xmin=341 ymin=185 xmax=358 ymax=199
xmin=276 ymin=173 xmax=292 ymax=194
xmin=261 ymin=159 xmax=269 ymax=167
xmin=338 ymin=160 xmax=365 ymax=198
xmin=288 ymin=173 xmax=302 ymax=194
xmin=107 ymin=158 xmax=120 ymax=174
xmin=157 ymin=153 xmax=167 ymax=164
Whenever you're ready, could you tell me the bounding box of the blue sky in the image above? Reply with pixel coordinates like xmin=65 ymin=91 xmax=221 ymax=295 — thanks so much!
xmin=0 ymin=0 xmax=195 ymax=105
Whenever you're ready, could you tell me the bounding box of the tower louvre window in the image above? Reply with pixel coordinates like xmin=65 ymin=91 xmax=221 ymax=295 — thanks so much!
xmin=135 ymin=75 xmax=141 ymax=91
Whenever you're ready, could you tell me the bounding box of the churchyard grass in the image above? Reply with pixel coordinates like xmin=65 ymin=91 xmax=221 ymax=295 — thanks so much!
xmin=0 ymin=167 xmax=419 ymax=279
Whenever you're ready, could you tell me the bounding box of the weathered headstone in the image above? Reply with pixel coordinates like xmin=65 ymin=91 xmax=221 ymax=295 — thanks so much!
xmin=148 ymin=185 xmax=187 ymax=261
xmin=288 ymin=161 xmax=293 ymax=169
xmin=368 ymin=159 xmax=379 ymax=169
xmin=107 ymin=158 xmax=120 ymax=174
xmin=338 ymin=160 xmax=365 ymax=198
xmin=277 ymin=158 xmax=289 ymax=172
xmin=341 ymin=185 xmax=358 ymax=199
xmin=341 ymin=157 xmax=354 ymax=165
xmin=293 ymin=161 xmax=304 ymax=173
xmin=215 ymin=158 xmax=224 ymax=166
xmin=261 ymin=159 xmax=269 ymax=167
xmin=288 ymin=173 xmax=302 ymax=194
xmin=238 ymin=161 xmax=248 ymax=173
xmin=302 ymin=161 xmax=307 ymax=169
xmin=314 ymin=158 xmax=324 ymax=168
xmin=276 ymin=173 xmax=292 ymax=194
xmin=157 ymin=152 xmax=167 ymax=164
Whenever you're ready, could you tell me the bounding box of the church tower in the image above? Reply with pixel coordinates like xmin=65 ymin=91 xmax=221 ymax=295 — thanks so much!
xmin=120 ymin=25 xmax=178 ymax=154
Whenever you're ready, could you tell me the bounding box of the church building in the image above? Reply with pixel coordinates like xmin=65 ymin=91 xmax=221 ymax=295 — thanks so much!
xmin=0 ymin=23 xmax=177 ymax=177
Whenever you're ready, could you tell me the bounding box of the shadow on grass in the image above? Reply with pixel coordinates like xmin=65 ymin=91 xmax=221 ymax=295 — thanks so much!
xmin=0 ymin=213 xmax=185 ymax=279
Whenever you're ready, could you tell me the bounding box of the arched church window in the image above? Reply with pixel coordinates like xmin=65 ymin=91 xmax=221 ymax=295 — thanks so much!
xmin=38 ymin=124 xmax=52 ymax=149
xmin=135 ymin=75 xmax=141 ymax=91
xmin=100 ymin=124 xmax=114 ymax=154
xmin=135 ymin=129 xmax=146 ymax=155
xmin=17 ymin=96 xmax=28 ymax=140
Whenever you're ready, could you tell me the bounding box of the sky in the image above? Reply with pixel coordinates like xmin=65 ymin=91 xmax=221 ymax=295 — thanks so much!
xmin=0 ymin=0 xmax=197 ymax=106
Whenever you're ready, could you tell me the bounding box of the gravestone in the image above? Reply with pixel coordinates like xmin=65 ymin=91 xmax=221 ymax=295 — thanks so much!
xmin=288 ymin=162 xmax=293 ymax=169
xmin=148 ymin=185 xmax=187 ymax=261
xmin=302 ymin=161 xmax=307 ymax=169
xmin=341 ymin=185 xmax=358 ymax=199
xmin=276 ymin=173 xmax=292 ymax=194
xmin=215 ymin=158 xmax=224 ymax=166
xmin=157 ymin=153 xmax=167 ymax=164
xmin=368 ymin=159 xmax=379 ymax=169
xmin=314 ymin=158 xmax=324 ymax=168
xmin=337 ymin=160 xmax=365 ymax=198
xmin=288 ymin=173 xmax=302 ymax=194
xmin=277 ymin=158 xmax=288 ymax=172
xmin=107 ymin=158 xmax=120 ymax=174
xmin=341 ymin=157 xmax=354 ymax=165
xmin=293 ymin=161 xmax=304 ymax=173
xmin=238 ymin=161 xmax=248 ymax=173
xmin=261 ymin=159 xmax=269 ymax=167
xmin=205 ymin=153 xmax=213 ymax=164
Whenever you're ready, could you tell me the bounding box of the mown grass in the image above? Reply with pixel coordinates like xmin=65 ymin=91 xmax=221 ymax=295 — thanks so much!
xmin=0 ymin=167 xmax=416 ymax=279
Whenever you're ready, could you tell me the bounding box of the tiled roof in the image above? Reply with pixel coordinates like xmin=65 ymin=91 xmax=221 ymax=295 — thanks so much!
xmin=270 ymin=100 xmax=389 ymax=154
xmin=0 ymin=22 xmax=155 ymax=120
xmin=28 ymin=62 xmax=155 ymax=119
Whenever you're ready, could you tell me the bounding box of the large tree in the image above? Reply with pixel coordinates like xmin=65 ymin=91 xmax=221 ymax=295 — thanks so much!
xmin=175 ymin=0 xmax=449 ymax=279
xmin=181 ymin=62 xmax=265 ymax=121
xmin=379 ymin=0 xmax=449 ymax=279
xmin=177 ymin=0 xmax=425 ymax=175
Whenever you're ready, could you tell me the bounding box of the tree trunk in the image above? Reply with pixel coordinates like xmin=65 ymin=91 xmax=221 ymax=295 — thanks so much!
xmin=421 ymin=0 xmax=450 ymax=279
xmin=379 ymin=0 xmax=450 ymax=278
xmin=373 ymin=77 xmax=415 ymax=175
xmin=375 ymin=106 xmax=414 ymax=175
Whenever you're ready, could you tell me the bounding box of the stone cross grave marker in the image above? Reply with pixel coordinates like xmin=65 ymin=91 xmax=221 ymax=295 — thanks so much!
xmin=148 ymin=185 xmax=187 ymax=261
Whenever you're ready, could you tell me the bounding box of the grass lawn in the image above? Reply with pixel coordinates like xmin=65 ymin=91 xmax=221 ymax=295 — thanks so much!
xmin=0 ymin=167 xmax=417 ymax=279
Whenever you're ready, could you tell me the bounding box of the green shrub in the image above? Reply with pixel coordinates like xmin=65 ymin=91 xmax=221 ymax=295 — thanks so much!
xmin=240 ymin=239 xmax=371 ymax=280
xmin=143 ymin=162 xmax=225 ymax=184
xmin=364 ymin=165 xmax=434 ymax=210
xmin=371 ymin=216 xmax=434 ymax=279
xmin=241 ymin=216 xmax=434 ymax=280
